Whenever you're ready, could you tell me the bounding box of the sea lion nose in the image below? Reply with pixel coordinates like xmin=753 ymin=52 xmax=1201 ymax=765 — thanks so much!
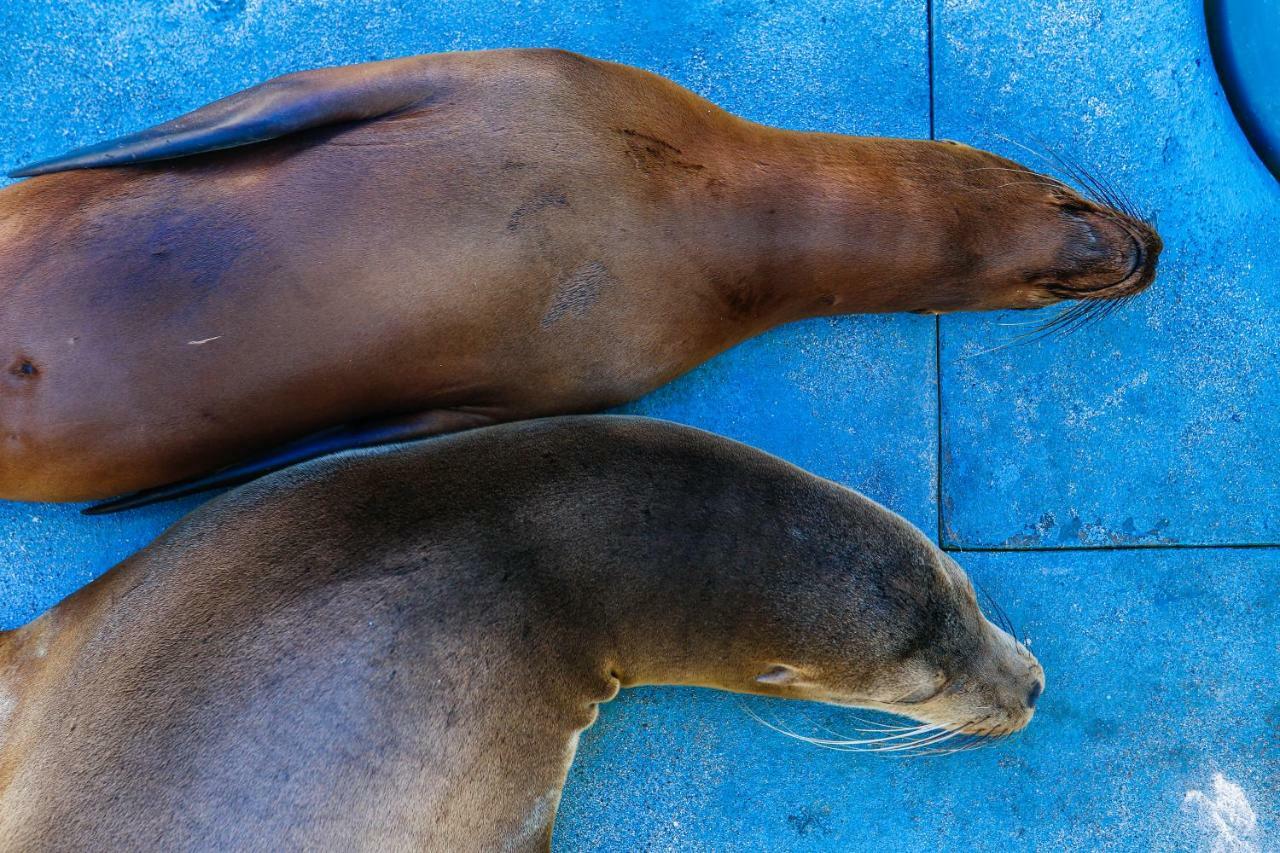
xmin=1026 ymin=679 xmax=1043 ymax=709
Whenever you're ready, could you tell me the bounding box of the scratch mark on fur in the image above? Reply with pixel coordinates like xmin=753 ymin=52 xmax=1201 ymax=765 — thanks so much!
xmin=507 ymin=191 xmax=569 ymax=231
xmin=542 ymin=261 xmax=616 ymax=327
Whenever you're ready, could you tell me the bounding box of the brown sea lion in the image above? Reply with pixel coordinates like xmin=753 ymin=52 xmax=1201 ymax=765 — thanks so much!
xmin=0 ymin=416 xmax=1043 ymax=850
xmin=0 ymin=48 xmax=1160 ymax=509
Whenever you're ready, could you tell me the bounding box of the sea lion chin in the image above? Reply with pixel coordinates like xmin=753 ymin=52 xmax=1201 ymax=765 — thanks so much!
xmin=0 ymin=49 xmax=1160 ymax=508
xmin=0 ymin=415 xmax=1042 ymax=850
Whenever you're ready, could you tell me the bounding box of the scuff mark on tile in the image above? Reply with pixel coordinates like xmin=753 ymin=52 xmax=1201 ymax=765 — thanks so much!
xmin=1183 ymin=773 xmax=1259 ymax=853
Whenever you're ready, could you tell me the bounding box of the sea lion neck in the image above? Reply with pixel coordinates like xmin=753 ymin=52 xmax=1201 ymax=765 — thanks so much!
xmin=592 ymin=560 xmax=749 ymax=690
xmin=564 ymin=457 xmax=822 ymax=692
xmin=695 ymin=129 xmax=963 ymax=325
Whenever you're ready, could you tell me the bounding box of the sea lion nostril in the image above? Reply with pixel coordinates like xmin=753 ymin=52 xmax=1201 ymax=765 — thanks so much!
xmin=1026 ymin=680 xmax=1043 ymax=709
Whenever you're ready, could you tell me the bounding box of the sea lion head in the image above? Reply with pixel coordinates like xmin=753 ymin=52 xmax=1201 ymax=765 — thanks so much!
xmin=738 ymin=499 xmax=1044 ymax=749
xmin=912 ymin=140 xmax=1162 ymax=316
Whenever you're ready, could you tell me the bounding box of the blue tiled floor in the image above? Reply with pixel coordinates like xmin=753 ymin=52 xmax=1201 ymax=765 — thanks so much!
xmin=1 ymin=2 xmax=1275 ymax=850
xmin=936 ymin=0 xmax=1280 ymax=549
xmin=559 ymin=549 xmax=1279 ymax=850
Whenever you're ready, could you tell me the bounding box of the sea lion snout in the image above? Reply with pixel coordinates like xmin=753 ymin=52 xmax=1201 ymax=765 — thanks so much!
xmin=1053 ymin=204 xmax=1162 ymax=299
xmin=917 ymin=143 xmax=1162 ymax=314
xmin=971 ymin=624 xmax=1046 ymax=733
xmin=926 ymin=632 xmax=1043 ymax=738
xmin=848 ymin=558 xmax=1047 ymax=742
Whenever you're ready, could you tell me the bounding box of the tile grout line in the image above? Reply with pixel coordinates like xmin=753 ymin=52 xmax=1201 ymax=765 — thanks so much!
xmin=945 ymin=542 xmax=1280 ymax=554
xmin=926 ymin=0 xmax=935 ymax=139
xmin=926 ymin=0 xmax=945 ymax=548
xmin=922 ymin=6 xmax=1263 ymax=557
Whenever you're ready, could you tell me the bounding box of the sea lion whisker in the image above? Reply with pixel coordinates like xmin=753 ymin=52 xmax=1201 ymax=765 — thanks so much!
xmin=1066 ymin=295 xmax=1127 ymax=335
xmin=814 ymin=726 xmax=946 ymax=747
xmin=962 ymin=166 xmax=1059 ymax=178
xmin=740 ymin=705 xmax=939 ymax=749
xmin=956 ymin=296 xmax=1106 ymax=361
xmin=1020 ymin=134 xmax=1117 ymax=212
xmin=838 ymin=720 xmax=928 ymax=734
xmin=1054 ymin=145 xmax=1143 ymax=222
xmin=981 ymin=180 xmax=1076 ymax=193
xmin=972 ymin=577 xmax=1019 ymax=640
xmin=1034 ymin=299 xmax=1106 ymax=339
xmin=845 ymin=716 xmax=926 ymax=732
xmin=953 ymin=333 xmax=1039 ymax=361
xmin=910 ymin=721 xmax=1005 ymax=757
xmin=960 ymin=303 xmax=1098 ymax=357
xmin=1046 ymin=306 xmax=1102 ymax=340
xmin=803 ymin=711 xmax=924 ymax=735
xmin=862 ymin=720 xmax=981 ymax=754
xmin=1091 ymin=293 xmax=1133 ymax=326
xmin=883 ymin=719 xmax=988 ymax=757
xmin=743 ymin=699 xmax=1026 ymax=758
xmin=775 ymin=717 xmax=952 ymax=751
xmin=959 ymin=320 xmax=1063 ymax=359
xmin=998 ymin=132 xmax=1136 ymax=229
xmin=990 ymin=133 xmax=1082 ymax=188
xmin=960 ymin=166 xmax=1076 ymax=194
xmin=947 ymin=168 xmax=1073 ymax=198
xmin=1033 ymin=137 xmax=1153 ymax=233
xmin=958 ymin=729 xmax=1008 ymax=755
xmin=901 ymin=734 xmax=983 ymax=758
xmin=917 ymin=738 xmax=991 ymax=758
xmin=793 ymin=710 xmax=921 ymax=739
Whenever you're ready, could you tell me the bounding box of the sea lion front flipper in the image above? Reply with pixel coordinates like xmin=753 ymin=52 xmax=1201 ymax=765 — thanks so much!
xmin=82 ymin=408 xmax=494 ymax=515
xmin=9 ymin=56 xmax=438 ymax=178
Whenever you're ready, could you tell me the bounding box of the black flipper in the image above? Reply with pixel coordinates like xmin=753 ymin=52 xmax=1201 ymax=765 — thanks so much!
xmin=82 ymin=409 xmax=494 ymax=515
xmin=9 ymin=56 xmax=438 ymax=178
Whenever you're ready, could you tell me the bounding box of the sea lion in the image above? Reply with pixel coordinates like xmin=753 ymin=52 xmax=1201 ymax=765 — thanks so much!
xmin=0 ymin=48 xmax=1161 ymax=509
xmin=0 ymin=416 xmax=1043 ymax=851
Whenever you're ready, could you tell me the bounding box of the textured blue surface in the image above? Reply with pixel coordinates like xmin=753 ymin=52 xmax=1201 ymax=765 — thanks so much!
xmin=936 ymin=0 xmax=1280 ymax=548
xmin=559 ymin=549 xmax=1279 ymax=850
xmin=1 ymin=1 xmax=1277 ymax=850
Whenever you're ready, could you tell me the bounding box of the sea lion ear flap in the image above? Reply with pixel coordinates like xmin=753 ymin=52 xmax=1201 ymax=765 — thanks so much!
xmin=8 ymin=56 xmax=437 ymax=178
xmin=754 ymin=664 xmax=806 ymax=686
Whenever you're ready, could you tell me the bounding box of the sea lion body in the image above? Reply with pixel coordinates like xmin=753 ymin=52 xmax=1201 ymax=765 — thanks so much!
xmin=0 ymin=416 xmax=1043 ymax=850
xmin=0 ymin=49 xmax=1160 ymax=504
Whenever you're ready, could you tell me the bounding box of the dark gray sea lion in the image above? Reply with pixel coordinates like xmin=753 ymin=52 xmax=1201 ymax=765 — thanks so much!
xmin=0 ymin=416 xmax=1043 ymax=850
xmin=0 ymin=48 xmax=1160 ymax=510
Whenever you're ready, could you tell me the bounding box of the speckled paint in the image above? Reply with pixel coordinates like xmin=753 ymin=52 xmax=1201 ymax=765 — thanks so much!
xmin=936 ymin=0 xmax=1280 ymax=548
xmin=0 ymin=1 xmax=1276 ymax=850
xmin=559 ymin=550 xmax=1279 ymax=850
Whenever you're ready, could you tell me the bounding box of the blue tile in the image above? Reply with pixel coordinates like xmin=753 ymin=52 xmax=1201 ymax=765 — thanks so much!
xmin=0 ymin=3 xmax=936 ymax=635
xmin=557 ymin=548 xmax=1280 ymax=850
xmin=621 ymin=314 xmax=937 ymax=537
xmin=935 ymin=1 xmax=1280 ymax=547
xmin=0 ymin=499 xmax=203 ymax=630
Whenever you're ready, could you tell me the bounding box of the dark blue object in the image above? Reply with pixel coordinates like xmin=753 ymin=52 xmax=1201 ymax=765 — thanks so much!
xmin=1207 ymin=0 xmax=1280 ymax=181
